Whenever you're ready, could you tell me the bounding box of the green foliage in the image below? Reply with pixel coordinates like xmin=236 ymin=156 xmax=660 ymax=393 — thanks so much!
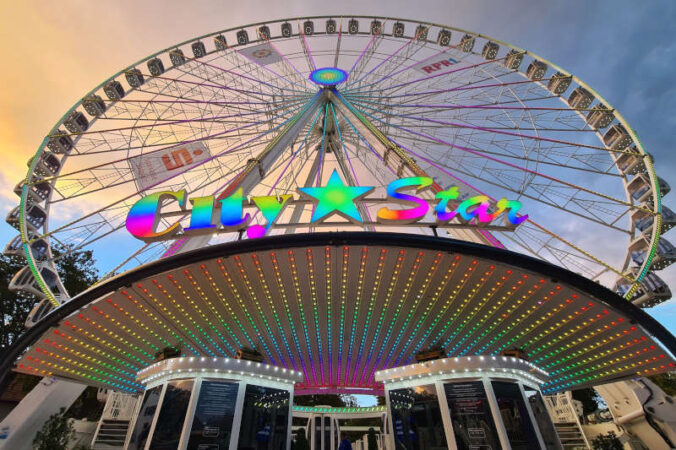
xmin=0 ymin=255 xmax=38 ymax=349
xmin=590 ymin=431 xmax=623 ymax=450
xmin=0 ymin=248 xmax=98 ymax=351
xmin=572 ymin=387 xmax=601 ymax=415
xmin=65 ymin=386 xmax=105 ymax=421
xmin=293 ymin=394 xmax=348 ymax=407
xmin=294 ymin=429 xmax=310 ymax=450
xmin=649 ymin=372 xmax=676 ymax=396
xmin=32 ymin=407 xmax=74 ymax=450
xmin=367 ymin=427 xmax=378 ymax=450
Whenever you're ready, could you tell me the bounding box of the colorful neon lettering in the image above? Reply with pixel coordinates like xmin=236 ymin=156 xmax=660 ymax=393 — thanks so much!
xmin=219 ymin=187 xmax=250 ymax=229
xmin=126 ymin=190 xmax=186 ymax=240
xmin=377 ymin=177 xmax=433 ymax=223
xmin=126 ymin=175 xmax=528 ymax=242
xmin=246 ymin=194 xmax=293 ymax=239
xmin=185 ymin=195 xmax=216 ymax=232
xmin=434 ymin=187 xmax=460 ymax=222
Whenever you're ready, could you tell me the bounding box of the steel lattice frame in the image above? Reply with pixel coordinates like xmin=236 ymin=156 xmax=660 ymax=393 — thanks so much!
xmin=8 ymin=15 xmax=666 ymax=312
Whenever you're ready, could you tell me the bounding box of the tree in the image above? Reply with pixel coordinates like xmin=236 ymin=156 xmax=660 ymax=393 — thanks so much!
xmin=590 ymin=431 xmax=623 ymax=450
xmin=0 ymin=255 xmax=38 ymax=349
xmin=294 ymin=394 xmax=348 ymax=407
xmin=367 ymin=427 xmax=378 ymax=450
xmin=649 ymin=372 xmax=676 ymax=396
xmin=572 ymin=387 xmax=600 ymax=416
xmin=32 ymin=407 xmax=74 ymax=450
xmin=0 ymin=248 xmax=98 ymax=350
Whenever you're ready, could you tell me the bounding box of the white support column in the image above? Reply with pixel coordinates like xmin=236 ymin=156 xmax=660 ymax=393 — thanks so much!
xmin=483 ymin=377 xmax=512 ymax=450
xmin=177 ymin=378 xmax=202 ymax=450
xmin=435 ymin=380 xmax=458 ymax=450
xmin=518 ymin=382 xmax=547 ymax=450
xmin=0 ymin=377 xmax=86 ymax=450
xmin=143 ymin=383 xmax=168 ymax=450
xmin=228 ymin=381 xmax=246 ymax=450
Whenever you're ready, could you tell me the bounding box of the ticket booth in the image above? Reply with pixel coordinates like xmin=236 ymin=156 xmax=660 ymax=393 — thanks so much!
xmin=376 ymin=356 xmax=563 ymax=450
xmin=125 ymin=357 xmax=303 ymax=450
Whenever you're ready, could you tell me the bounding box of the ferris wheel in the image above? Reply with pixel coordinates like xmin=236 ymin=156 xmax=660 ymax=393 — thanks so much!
xmin=6 ymin=15 xmax=675 ymax=320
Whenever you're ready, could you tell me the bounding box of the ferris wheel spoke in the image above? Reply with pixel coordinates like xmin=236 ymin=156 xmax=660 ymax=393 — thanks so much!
xmin=192 ymin=53 xmax=310 ymax=96
xmin=354 ymin=106 xmax=640 ymax=210
xmin=344 ymin=24 xmax=436 ymax=90
xmin=51 ymin=97 xmax=307 ymax=143
xmin=347 ymin=96 xmax=631 ymax=155
xmin=36 ymin=100 xmax=307 ymax=187
xmin=32 ymin=111 xmax=308 ymax=245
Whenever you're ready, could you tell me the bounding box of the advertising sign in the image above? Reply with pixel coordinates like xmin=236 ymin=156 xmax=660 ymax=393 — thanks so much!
xmin=129 ymin=142 xmax=211 ymax=191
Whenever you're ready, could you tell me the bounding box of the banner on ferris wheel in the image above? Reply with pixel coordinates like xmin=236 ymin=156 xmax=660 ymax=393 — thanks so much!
xmin=128 ymin=142 xmax=211 ymax=191
xmin=125 ymin=169 xmax=528 ymax=243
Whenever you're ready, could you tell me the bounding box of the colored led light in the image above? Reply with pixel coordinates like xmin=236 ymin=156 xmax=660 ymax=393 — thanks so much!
xmin=298 ymin=169 xmax=374 ymax=223
xmin=309 ymin=67 xmax=348 ymax=86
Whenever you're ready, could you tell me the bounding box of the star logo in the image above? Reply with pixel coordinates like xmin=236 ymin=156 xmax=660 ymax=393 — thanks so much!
xmin=298 ymin=170 xmax=374 ymax=223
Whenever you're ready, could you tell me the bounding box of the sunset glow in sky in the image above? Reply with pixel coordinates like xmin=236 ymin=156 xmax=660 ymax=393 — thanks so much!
xmin=1 ymin=0 xmax=675 ymax=338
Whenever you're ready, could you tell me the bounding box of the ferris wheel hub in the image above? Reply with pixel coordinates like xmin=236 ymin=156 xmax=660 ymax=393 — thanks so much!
xmin=309 ymin=67 xmax=348 ymax=86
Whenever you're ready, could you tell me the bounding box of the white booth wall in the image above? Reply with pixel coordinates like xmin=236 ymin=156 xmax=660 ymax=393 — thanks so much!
xmin=376 ymin=357 xmax=562 ymax=450
xmin=126 ymin=357 xmax=302 ymax=450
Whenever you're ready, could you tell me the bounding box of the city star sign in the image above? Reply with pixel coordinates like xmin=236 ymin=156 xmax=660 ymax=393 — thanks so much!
xmin=125 ymin=170 xmax=528 ymax=242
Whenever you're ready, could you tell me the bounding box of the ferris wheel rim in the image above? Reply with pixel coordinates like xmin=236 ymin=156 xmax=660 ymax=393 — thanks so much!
xmin=14 ymin=15 xmax=664 ymax=306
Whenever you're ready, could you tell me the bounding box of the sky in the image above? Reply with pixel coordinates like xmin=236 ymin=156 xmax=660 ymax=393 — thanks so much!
xmin=0 ymin=0 xmax=675 ymax=362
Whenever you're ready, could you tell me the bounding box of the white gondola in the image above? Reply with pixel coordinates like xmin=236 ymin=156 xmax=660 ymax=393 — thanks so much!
xmin=615 ymin=146 xmax=645 ymax=176
xmin=615 ymin=269 xmax=671 ymax=308
xmin=568 ymin=86 xmax=594 ymax=110
xmin=27 ymin=151 xmax=61 ymax=178
xmin=13 ymin=179 xmax=51 ymax=204
xmin=169 ymin=48 xmax=186 ymax=66
xmin=258 ymin=26 xmax=271 ymax=40
xmin=526 ymin=60 xmax=547 ymax=81
xmin=6 ymin=204 xmax=47 ymax=233
xmin=547 ymin=72 xmax=572 ymax=95
xmin=280 ymin=22 xmax=292 ymax=38
xmin=325 ymin=19 xmax=336 ymax=34
xmin=124 ymin=68 xmax=144 ymax=88
xmin=214 ymin=34 xmax=227 ymax=50
xmin=586 ymin=104 xmax=614 ymax=129
xmin=46 ymin=129 xmax=73 ymax=154
xmin=603 ymin=124 xmax=633 ymax=150
xmin=633 ymin=204 xmax=676 ymax=234
xmin=303 ymin=20 xmax=314 ymax=36
xmin=482 ymin=41 xmax=499 ymax=60
xmin=630 ymin=236 xmax=676 ymax=270
xmin=8 ymin=262 xmax=60 ymax=298
xmin=24 ymin=298 xmax=55 ymax=328
xmin=437 ymin=29 xmax=451 ymax=46
xmin=147 ymin=57 xmax=165 ymax=76
xmin=3 ymin=234 xmax=48 ymax=260
xmin=103 ymin=80 xmax=125 ymax=101
xmin=459 ymin=34 xmax=475 ymax=52
xmin=63 ymin=110 xmax=89 ymax=133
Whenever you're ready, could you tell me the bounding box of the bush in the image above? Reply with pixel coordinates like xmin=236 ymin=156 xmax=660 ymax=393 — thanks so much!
xmin=32 ymin=407 xmax=74 ymax=450
xmin=590 ymin=431 xmax=623 ymax=450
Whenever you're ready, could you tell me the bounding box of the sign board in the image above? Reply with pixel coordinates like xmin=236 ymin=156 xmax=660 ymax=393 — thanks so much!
xmin=129 ymin=142 xmax=211 ymax=191
xmin=126 ymin=169 xmax=528 ymax=242
xmin=239 ymin=43 xmax=283 ymax=66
